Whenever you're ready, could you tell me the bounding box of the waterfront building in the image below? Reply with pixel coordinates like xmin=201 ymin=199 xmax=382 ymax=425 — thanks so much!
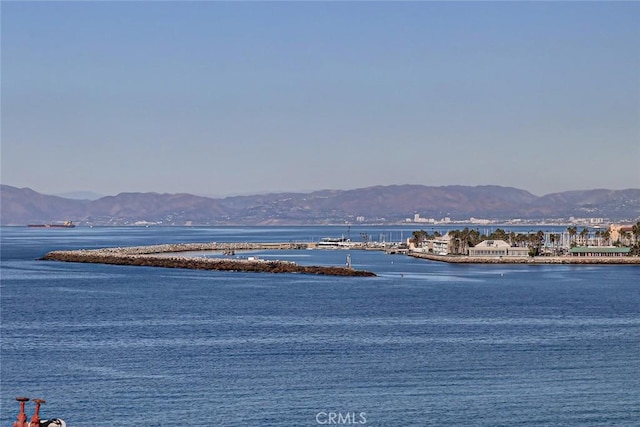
xmin=569 ymin=247 xmax=631 ymax=257
xmin=409 ymin=234 xmax=452 ymax=255
xmin=609 ymin=224 xmax=635 ymax=244
xmin=468 ymin=240 xmax=530 ymax=257
xmin=431 ymin=235 xmax=451 ymax=255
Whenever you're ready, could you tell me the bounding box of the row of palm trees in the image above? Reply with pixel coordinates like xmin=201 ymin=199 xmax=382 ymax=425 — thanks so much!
xmin=412 ymin=227 xmax=546 ymax=256
xmin=566 ymin=222 xmax=640 ymax=247
xmin=411 ymin=221 xmax=640 ymax=256
xmin=567 ymin=226 xmax=611 ymax=246
xmin=565 ymin=226 xmax=611 ymax=246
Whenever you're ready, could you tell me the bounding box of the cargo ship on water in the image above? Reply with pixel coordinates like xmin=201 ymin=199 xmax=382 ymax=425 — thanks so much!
xmin=28 ymin=220 xmax=76 ymax=228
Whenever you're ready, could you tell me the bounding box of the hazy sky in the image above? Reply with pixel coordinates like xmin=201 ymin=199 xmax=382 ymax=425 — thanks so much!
xmin=2 ymin=1 xmax=639 ymax=198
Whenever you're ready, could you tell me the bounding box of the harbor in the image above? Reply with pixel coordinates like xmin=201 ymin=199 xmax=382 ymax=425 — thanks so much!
xmin=40 ymin=238 xmax=640 ymax=273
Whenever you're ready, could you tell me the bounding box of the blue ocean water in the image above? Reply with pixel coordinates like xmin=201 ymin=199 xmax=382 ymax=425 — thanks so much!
xmin=1 ymin=226 xmax=639 ymax=426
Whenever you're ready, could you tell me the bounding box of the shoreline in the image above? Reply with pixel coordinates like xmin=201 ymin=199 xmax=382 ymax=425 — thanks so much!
xmin=39 ymin=242 xmax=640 ymax=275
xmin=409 ymin=252 xmax=640 ymax=264
xmin=40 ymin=243 xmax=376 ymax=276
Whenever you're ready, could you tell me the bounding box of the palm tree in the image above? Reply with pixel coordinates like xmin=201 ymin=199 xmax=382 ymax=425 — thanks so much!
xmin=619 ymin=230 xmax=631 ymax=246
xmin=515 ymin=232 xmax=528 ymax=248
xmin=412 ymin=230 xmax=427 ymax=247
xmin=567 ymin=226 xmax=578 ymax=247
xmin=632 ymin=221 xmax=640 ymax=245
xmin=490 ymin=228 xmax=509 ymax=242
xmin=580 ymin=228 xmax=589 ymax=246
xmin=460 ymin=228 xmax=472 ymax=255
xmin=528 ymin=230 xmax=545 ymax=256
xmin=468 ymin=228 xmax=482 ymax=247
xmin=448 ymin=230 xmax=462 ymax=255
xmin=549 ymin=233 xmax=561 ymax=255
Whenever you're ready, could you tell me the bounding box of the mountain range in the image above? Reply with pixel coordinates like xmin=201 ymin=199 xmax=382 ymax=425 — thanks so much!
xmin=1 ymin=184 xmax=639 ymax=226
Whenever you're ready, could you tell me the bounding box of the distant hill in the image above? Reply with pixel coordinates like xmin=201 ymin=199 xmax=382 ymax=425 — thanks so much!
xmin=1 ymin=184 xmax=639 ymax=225
xmin=55 ymin=191 xmax=103 ymax=200
xmin=1 ymin=186 xmax=89 ymax=225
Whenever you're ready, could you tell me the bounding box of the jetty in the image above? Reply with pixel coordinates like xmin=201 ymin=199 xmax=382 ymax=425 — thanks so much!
xmin=409 ymin=252 xmax=640 ymax=265
xmin=40 ymin=242 xmax=376 ymax=277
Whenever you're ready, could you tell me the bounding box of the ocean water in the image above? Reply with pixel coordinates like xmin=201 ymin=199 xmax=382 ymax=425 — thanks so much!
xmin=1 ymin=226 xmax=639 ymax=426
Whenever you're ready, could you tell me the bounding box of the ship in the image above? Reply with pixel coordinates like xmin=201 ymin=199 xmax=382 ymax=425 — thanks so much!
xmin=28 ymin=220 xmax=76 ymax=228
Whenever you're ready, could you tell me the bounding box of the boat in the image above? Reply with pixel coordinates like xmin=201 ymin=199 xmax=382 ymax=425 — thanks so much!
xmin=28 ymin=220 xmax=76 ymax=228
xmin=317 ymin=236 xmax=354 ymax=248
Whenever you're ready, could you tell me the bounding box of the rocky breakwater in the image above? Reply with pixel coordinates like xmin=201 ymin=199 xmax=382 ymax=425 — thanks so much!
xmin=409 ymin=253 xmax=640 ymax=265
xmin=40 ymin=243 xmax=376 ymax=277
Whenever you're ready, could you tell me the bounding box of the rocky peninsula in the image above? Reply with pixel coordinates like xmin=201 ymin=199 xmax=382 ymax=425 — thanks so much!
xmin=41 ymin=243 xmax=376 ymax=277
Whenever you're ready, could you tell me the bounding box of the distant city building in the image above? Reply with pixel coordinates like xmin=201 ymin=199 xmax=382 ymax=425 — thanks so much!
xmin=469 ymin=217 xmax=491 ymax=225
xmin=412 ymin=213 xmax=436 ymax=223
xmin=569 ymin=217 xmax=607 ymax=226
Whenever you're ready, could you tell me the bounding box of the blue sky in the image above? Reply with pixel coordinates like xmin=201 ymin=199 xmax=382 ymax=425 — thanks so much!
xmin=2 ymin=1 xmax=639 ymax=197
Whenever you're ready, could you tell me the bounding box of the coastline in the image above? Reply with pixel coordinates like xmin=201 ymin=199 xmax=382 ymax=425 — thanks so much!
xmin=409 ymin=252 xmax=640 ymax=264
xmin=39 ymin=241 xmax=640 ymax=274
